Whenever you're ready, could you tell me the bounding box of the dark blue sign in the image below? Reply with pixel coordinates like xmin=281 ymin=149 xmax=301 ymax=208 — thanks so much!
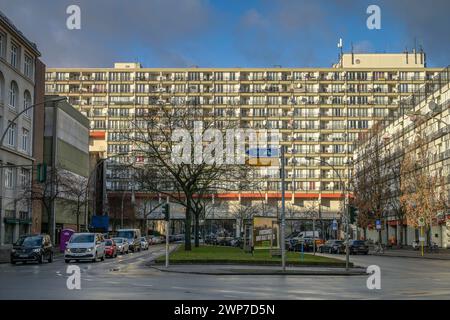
xmin=90 ymin=215 xmax=109 ymax=230
xmin=375 ymin=220 xmax=382 ymax=230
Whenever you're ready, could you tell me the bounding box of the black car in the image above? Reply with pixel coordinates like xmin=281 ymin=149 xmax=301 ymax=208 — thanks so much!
xmin=347 ymin=240 xmax=369 ymax=255
xmin=290 ymin=237 xmax=315 ymax=252
xmin=11 ymin=234 xmax=53 ymax=264
xmin=318 ymin=240 xmax=344 ymax=254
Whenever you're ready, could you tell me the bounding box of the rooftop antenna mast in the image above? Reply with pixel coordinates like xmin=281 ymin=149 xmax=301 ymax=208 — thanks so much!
xmin=337 ymin=38 xmax=343 ymax=68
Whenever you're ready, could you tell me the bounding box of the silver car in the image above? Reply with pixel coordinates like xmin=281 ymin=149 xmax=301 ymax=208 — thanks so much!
xmin=140 ymin=237 xmax=149 ymax=250
xmin=65 ymin=233 xmax=106 ymax=263
xmin=112 ymin=237 xmax=129 ymax=254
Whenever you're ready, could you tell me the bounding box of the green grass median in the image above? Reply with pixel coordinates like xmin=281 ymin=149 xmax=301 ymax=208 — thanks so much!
xmin=155 ymin=245 xmax=351 ymax=267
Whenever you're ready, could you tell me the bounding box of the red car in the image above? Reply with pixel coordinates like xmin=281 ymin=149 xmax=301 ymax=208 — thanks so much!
xmin=104 ymin=239 xmax=118 ymax=258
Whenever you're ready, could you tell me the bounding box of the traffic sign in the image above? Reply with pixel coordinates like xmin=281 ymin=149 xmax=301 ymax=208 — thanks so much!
xmin=418 ymin=217 xmax=425 ymax=227
xmin=246 ymin=148 xmax=279 ymax=158
xmin=332 ymin=219 xmax=338 ymax=231
xmin=375 ymin=220 xmax=382 ymax=230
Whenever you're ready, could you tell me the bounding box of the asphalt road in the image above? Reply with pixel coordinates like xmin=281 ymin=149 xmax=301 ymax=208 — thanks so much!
xmin=1 ymin=247 xmax=450 ymax=299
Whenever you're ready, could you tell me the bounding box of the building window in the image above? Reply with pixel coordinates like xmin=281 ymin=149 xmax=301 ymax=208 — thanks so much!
xmin=9 ymin=81 xmax=18 ymax=108
xmin=22 ymin=128 xmax=29 ymax=152
xmin=10 ymin=42 xmax=19 ymax=68
xmin=23 ymin=90 xmax=32 ymax=116
xmin=7 ymin=121 xmax=16 ymax=146
xmin=5 ymin=167 xmax=14 ymax=188
xmin=20 ymin=168 xmax=30 ymax=188
xmin=24 ymin=55 xmax=34 ymax=78
xmin=0 ymin=32 xmax=5 ymax=59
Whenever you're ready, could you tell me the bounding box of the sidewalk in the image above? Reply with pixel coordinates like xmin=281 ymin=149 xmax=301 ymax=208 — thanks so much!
xmin=149 ymin=263 xmax=367 ymax=276
xmin=370 ymin=247 xmax=450 ymax=260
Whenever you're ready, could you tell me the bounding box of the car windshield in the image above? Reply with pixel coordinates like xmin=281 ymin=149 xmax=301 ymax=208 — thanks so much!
xmin=15 ymin=236 xmax=42 ymax=247
xmin=333 ymin=241 xmax=343 ymax=244
xmin=113 ymin=238 xmax=123 ymax=243
xmin=140 ymin=237 xmax=146 ymax=241
xmin=352 ymin=240 xmax=366 ymax=245
xmin=117 ymin=231 xmax=134 ymax=239
xmin=70 ymin=234 xmax=94 ymax=243
xmin=105 ymin=240 xmax=113 ymax=245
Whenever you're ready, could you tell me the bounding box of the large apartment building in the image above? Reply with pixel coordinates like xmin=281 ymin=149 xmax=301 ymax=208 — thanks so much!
xmin=0 ymin=11 xmax=42 ymax=245
xmin=45 ymin=52 xmax=443 ymax=235
xmin=354 ymin=66 xmax=449 ymax=247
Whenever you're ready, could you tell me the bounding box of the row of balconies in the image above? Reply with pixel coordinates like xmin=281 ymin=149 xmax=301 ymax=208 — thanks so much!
xmin=46 ymin=70 xmax=438 ymax=83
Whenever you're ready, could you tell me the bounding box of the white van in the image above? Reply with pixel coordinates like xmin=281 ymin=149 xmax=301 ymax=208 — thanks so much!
xmin=116 ymin=229 xmax=141 ymax=252
xmin=64 ymin=233 xmax=106 ymax=263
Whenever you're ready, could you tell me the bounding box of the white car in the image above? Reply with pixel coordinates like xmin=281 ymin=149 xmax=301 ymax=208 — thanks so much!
xmin=150 ymin=236 xmax=162 ymax=244
xmin=140 ymin=237 xmax=149 ymax=250
xmin=112 ymin=237 xmax=129 ymax=254
xmin=65 ymin=233 xmax=106 ymax=263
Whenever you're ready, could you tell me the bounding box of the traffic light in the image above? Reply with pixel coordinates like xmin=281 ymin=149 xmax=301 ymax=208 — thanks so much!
xmin=349 ymin=205 xmax=357 ymax=224
xmin=36 ymin=163 xmax=47 ymax=183
xmin=162 ymin=203 xmax=170 ymax=221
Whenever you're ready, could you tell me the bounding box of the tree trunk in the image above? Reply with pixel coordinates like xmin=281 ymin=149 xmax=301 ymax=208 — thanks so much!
xmin=399 ymin=224 xmax=404 ymax=248
xmin=194 ymin=212 xmax=200 ymax=247
xmin=46 ymin=205 xmax=55 ymax=246
xmin=76 ymin=211 xmax=80 ymax=232
xmin=378 ymin=230 xmax=382 ymax=244
xmin=184 ymin=198 xmax=192 ymax=251
xmin=363 ymin=228 xmax=367 ymax=241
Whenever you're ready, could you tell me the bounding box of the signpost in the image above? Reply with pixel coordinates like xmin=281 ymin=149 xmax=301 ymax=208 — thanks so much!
xmin=418 ymin=217 xmax=425 ymax=257
xmin=375 ymin=220 xmax=382 ymax=230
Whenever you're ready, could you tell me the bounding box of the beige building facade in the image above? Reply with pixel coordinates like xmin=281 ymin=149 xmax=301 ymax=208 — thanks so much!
xmin=45 ymin=52 xmax=443 ymax=235
xmin=354 ymin=67 xmax=449 ymax=247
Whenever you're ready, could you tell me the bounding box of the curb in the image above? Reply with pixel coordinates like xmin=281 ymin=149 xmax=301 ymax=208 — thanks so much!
xmin=149 ymin=265 xmax=367 ymax=276
xmin=370 ymin=253 xmax=450 ymax=261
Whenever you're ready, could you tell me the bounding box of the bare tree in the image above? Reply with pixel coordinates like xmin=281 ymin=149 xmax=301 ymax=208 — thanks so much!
xmin=400 ymin=132 xmax=447 ymax=246
xmin=62 ymin=174 xmax=89 ymax=232
xmin=19 ymin=166 xmax=73 ymax=244
xmin=353 ymin=123 xmax=389 ymax=243
xmin=127 ymin=101 xmax=268 ymax=250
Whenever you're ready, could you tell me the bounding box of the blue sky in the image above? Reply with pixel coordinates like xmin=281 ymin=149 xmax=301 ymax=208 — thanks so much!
xmin=1 ymin=0 xmax=448 ymax=68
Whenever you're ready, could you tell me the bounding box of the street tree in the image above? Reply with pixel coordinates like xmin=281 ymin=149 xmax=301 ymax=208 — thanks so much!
xmin=400 ymin=132 xmax=447 ymax=246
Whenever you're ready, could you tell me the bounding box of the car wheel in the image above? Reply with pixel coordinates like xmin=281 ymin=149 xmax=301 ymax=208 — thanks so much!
xmin=92 ymin=253 xmax=97 ymax=263
xmin=38 ymin=254 xmax=44 ymax=264
xmin=65 ymin=259 xmax=70 ymax=263
xmin=48 ymin=253 xmax=53 ymax=263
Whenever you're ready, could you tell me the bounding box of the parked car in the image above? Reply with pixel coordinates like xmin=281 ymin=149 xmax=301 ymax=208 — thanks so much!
xmin=149 ymin=236 xmax=162 ymax=245
xmin=290 ymin=237 xmax=316 ymax=252
xmin=65 ymin=233 xmax=106 ymax=263
xmin=346 ymin=240 xmax=369 ymax=255
xmin=112 ymin=237 xmax=129 ymax=254
xmin=104 ymin=239 xmax=118 ymax=258
xmin=11 ymin=234 xmax=53 ymax=265
xmin=116 ymin=229 xmax=141 ymax=252
xmin=318 ymin=240 xmax=345 ymax=254
xmin=230 ymin=237 xmax=242 ymax=247
xmin=204 ymin=234 xmax=218 ymax=245
xmin=140 ymin=237 xmax=149 ymax=250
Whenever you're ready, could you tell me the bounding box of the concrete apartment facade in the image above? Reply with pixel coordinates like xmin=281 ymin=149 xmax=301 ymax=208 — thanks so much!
xmin=0 ymin=11 xmax=42 ymax=245
xmin=42 ymin=96 xmax=90 ymax=243
xmin=354 ymin=67 xmax=449 ymax=247
xmin=45 ymin=53 xmax=443 ymax=236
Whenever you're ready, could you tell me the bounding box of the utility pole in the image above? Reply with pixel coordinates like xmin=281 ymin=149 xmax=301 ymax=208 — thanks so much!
xmin=162 ymin=202 xmax=170 ymax=268
xmin=280 ymin=145 xmax=286 ymax=271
